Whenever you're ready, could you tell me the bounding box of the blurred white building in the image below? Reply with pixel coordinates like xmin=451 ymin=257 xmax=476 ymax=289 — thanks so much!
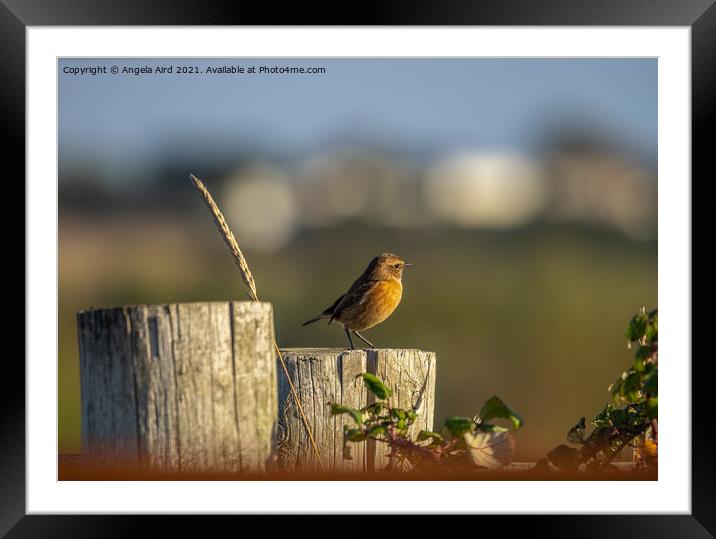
xmin=217 ymin=147 xmax=657 ymax=251
xmin=544 ymin=149 xmax=657 ymax=240
xmin=423 ymin=152 xmax=546 ymax=228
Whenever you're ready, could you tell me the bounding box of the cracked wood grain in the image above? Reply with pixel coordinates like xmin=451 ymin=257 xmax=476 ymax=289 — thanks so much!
xmin=77 ymin=301 xmax=278 ymax=473
xmin=277 ymin=348 xmax=436 ymax=473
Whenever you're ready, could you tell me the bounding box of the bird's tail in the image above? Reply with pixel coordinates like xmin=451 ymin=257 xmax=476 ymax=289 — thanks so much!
xmin=302 ymin=314 xmax=326 ymax=326
xmin=302 ymin=295 xmax=342 ymax=326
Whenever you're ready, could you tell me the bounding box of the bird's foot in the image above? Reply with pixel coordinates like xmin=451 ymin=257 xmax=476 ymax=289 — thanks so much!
xmin=353 ymin=330 xmax=375 ymax=348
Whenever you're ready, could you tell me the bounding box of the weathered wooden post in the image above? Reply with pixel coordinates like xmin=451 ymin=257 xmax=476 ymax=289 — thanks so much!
xmin=276 ymin=348 xmax=436 ymax=473
xmin=77 ymin=301 xmax=278 ymax=474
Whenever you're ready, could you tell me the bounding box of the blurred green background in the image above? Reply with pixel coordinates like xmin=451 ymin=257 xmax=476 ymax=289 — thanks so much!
xmin=59 ymin=58 xmax=657 ymax=461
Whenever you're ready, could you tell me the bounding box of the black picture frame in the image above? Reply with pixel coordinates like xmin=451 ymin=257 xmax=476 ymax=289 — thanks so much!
xmin=2 ymin=1 xmax=714 ymax=535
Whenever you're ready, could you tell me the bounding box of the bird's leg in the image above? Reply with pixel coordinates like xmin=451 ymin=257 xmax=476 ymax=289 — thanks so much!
xmin=344 ymin=327 xmax=355 ymax=350
xmin=352 ymin=330 xmax=375 ymax=348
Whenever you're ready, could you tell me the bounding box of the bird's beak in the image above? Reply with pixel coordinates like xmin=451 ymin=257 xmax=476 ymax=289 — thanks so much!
xmin=404 ymin=263 xmax=413 ymax=267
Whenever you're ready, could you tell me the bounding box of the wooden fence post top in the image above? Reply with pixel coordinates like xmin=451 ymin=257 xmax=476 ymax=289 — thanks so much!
xmin=78 ymin=300 xmax=272 ymax=314
xmin=277 ymin=348 xmax=437 ymax=472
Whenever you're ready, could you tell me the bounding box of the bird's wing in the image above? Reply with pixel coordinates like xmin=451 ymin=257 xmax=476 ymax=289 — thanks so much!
xmin=329 ymin=278 xmax=377 ymax=324
xmin=322 ymin=293 xmax=344 ymax=317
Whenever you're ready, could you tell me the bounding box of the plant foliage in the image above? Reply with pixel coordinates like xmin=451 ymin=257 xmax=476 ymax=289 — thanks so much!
xmin=329 ymin=373 xmax=523 ymax=472
xmin=545 ymin=307 xmax=658 ymax=473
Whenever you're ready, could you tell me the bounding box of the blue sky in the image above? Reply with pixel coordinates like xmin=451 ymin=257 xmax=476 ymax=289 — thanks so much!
xmin=59 ymin=58 xmax=657 ymax=180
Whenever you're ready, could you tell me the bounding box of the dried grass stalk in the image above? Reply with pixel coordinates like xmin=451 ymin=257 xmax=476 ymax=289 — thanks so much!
xmin=189 ymin=173 xmax=323 ymax=470
xmin=190 ymin=173 xmax=258 ymax=301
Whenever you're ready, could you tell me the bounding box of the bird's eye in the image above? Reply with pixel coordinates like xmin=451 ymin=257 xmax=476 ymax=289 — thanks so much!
xmin=394 ymin=263 xmax=401 ymax=269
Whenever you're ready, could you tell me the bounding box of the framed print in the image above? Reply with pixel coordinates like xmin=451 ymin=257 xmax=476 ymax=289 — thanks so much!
xmin=3 ymin=0 xmax=715 ymax=535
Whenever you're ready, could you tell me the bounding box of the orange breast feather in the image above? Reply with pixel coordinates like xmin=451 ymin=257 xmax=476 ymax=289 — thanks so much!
xmin=354 ymin=279 xmax=403 ymax=330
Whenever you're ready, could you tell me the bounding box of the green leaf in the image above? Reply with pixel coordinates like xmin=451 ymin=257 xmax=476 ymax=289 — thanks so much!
xmin=329 ymin=403 xmax=363 ymax=425
xmin=444 ymin=416 xmax=475 ymax=437
xmin=365 ymin=425 xmax=388 ymax=438
xmin=406 ymin=410 xmax=417 ymax=422
xmin=643 ymin=370 xmax=658 ymax=396
xmin=626 ymin=311 xmax=648 ymax=342
xmin=360 ymin=402 xmax=386 ymax=416
xmin=464 ymin=430 xmax=516 ymax=469
xmin=478 ymin=396 xmax=524 ymax=430
xmin=645 ymin=311 xmax=658 ymax=343
xmin=344 ymin=428 xmax=366 ymax=442
xmin=566 ymin=417 xmax=586 ymax=445
xmin=634 ymin=345 xmax=652 ymax=365
xmin=608 ymin=407 xmax=627 ymax=427
xmin=360 ymin=373 xmax=393 ymax=400
xmin=477 ymin=423 xmax=509 ymax=433
xmin=649 ymin=310 xmax=658 ymax=338
xmin=592 ymin=403 xmax=614 ymax=428
xmin=417 ymin=431 xmax=445 ymax=446
xmin=646 ymin=397 xmax=658 ymax=420
xmin=390 ymin=408 xmax=407 ymax=420
xmin=621 ymin=371 xmax=642 ymax=402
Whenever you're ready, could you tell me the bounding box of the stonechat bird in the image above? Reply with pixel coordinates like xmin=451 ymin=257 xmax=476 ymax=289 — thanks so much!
xmin=302 ymin=253 xmax=411 ymax=349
